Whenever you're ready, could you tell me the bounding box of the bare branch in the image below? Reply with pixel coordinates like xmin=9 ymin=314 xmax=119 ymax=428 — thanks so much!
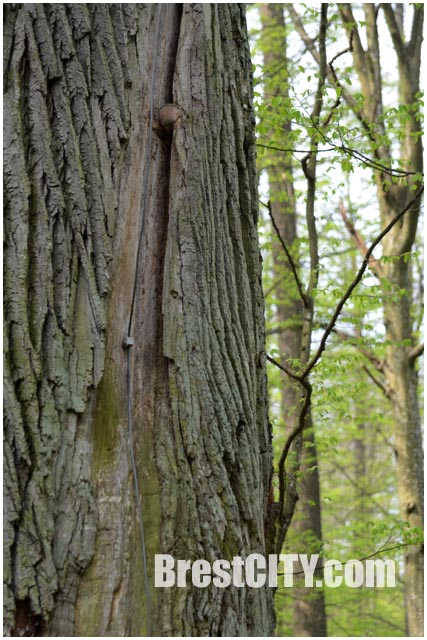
xmin=262 ymin=200 xmax=308 ymax=307
xmin=408 ymin=4 xmax=424 ymax=61
xmin=381 ymin=4 xmax=407 ymax=65
xmin=266 ymin=354 xmax=301 ymax=382
xmin=338 ymin=4 xmax=367 ymax=67
xmin=257 ymin=142 xmax=340 ymax=155
xmin=336 ymin=5 xmax=395 ymax=169
xmin=362 ymin=365 xmax=391 ymax=398
xmin=286 ymin=5 xmax=320 ymax=64
xmin=408 ymin=343 xmax=424 ymax=362
xmin=286 ymin=4 xmax=354 ymax=110
xmin=277 ymin=380 xmax=312 ymax=527
xmin=339 ymin=199 xmax=383 ymax=278
xmin=266 ymin=354 xmax=311 ymax=538
xmin=328 ymin=30 xmax=354 ymax=69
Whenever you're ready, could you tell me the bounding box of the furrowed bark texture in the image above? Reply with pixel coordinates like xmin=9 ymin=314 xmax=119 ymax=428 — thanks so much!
xmin=3 ymin=4 xmax=274 ymax=636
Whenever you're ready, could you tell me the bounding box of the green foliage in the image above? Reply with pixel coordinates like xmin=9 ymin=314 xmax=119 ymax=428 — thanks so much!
xmin=249 ymin=1 xmax=423 ymax=636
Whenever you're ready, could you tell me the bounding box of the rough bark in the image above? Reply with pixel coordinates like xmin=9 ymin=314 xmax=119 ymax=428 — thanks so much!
xmin=3 ymin=4 xmax=274 ymax=636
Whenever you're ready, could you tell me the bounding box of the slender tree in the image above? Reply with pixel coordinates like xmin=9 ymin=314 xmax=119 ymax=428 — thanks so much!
xmin=258 ymin=4 xmax=327 ymax=636
xmin=337 ymin=7 xmax=424 ymax=634
xmin=3 ymin=4 xmax=275 ymax=636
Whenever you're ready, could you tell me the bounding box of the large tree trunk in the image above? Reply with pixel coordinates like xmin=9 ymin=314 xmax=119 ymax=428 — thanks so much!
xmin=3 ymin=4 xmax=275 ymax=636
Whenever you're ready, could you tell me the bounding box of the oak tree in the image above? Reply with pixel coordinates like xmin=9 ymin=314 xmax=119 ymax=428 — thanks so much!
xmin=3 ymin=4 xmax=275 ymax=636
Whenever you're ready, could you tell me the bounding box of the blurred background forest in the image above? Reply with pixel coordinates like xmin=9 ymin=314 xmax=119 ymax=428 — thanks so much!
xmin=248 ymin=3 xmax=424 ymax=637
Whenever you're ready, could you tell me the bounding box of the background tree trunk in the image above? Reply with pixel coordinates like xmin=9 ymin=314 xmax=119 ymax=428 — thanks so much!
xmin=4 ymin=4 xmax=275 ymax=636
xmin=259 ymin=4 xmax=327 ymax=636
xmin=338 ymin=6 xmax=424 ymax=634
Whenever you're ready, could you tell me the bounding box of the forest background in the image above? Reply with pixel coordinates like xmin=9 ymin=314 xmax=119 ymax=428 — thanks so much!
xmin=249 ymin=2 xmax=423 ymax=637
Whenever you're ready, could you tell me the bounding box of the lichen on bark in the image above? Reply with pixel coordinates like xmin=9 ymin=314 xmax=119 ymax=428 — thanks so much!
xmin=4 ymin=4 xmax=137 ymax=634
xmin=4 ymin=4 xmax=275 ymax=636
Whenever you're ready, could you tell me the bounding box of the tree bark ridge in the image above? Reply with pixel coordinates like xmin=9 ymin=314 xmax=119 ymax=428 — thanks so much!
xmin=4 ymin=4 xmax=274 ymax=636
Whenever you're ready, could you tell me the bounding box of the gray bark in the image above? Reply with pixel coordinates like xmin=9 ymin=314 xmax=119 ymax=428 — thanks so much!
xmin=3 ymin=4 xmax=274 ymax=636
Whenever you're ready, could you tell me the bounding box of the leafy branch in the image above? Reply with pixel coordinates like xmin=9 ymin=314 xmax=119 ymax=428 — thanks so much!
xmin=303 ymin=183 xmax=424 ymax=378
xmin=268 ymin=183 xmax=424 ymax=547
xmin=268 ymin=185 xmax=424 ymax=380
xmin=256 ymin=142 xmax=421 ymax=177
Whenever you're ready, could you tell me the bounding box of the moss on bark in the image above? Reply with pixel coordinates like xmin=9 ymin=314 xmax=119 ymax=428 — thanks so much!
xmin=4 ymin=4 xmax=275 ymax=636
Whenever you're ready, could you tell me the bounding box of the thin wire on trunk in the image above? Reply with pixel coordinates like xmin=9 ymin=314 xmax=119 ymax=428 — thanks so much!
xmin=124 ymin=5 xmax=162 ymax=636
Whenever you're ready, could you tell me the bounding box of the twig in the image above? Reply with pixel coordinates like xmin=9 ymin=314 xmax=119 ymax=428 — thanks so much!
xmin=262 ymin=200 xmax=309 ymax=307
xmin=277 ymin=380 xmax=312 ymax=526
xmin=332 ymin=459 xmax=391 ymax=516
xmin=408 ymin=343 xmax=424 ymax=361
xmin=263 ymin=274 xmax=286 ymax=299
xmin=327 ymin=327 xmax=386 ymax=372
xmin=362 ymin=365 xmax=390 ymax=397
xmin=339 ymin=199 xmax=383 ymax=277
xmin=334 ymin=141 xmax=419 ymax=177
xmin=257 ymin=142 xmax=335 ymax=154
xmin=266 ymin=354 xmax=301 ymax=382
xmin=256 ymin=141 xmax=420 ymax=177
xmin=270 ymin=186 xmax=424 ymax=520
xmin=329 ymin=29 xmax=354 ymax=68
